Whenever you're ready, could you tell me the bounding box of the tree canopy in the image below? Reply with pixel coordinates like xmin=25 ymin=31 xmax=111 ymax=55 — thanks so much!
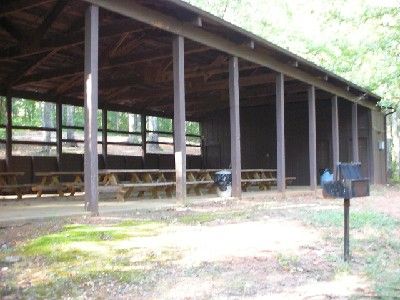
xmin=185 ymin=0 xmax=399 ymax=109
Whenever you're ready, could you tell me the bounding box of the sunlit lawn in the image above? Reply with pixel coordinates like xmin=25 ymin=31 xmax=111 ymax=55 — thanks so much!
xmin=1 ymin=201 xmax=400 ymax=298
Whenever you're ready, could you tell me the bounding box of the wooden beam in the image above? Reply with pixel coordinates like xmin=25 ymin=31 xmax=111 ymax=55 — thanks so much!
xmin=331 ymin=95 xmax=339 ymax=175
xmin=33 ymin=0 xmax=68 ymax=42
xmin=84 ymin=4 xmax=99 ymax=216
xmin=352 ymin=102 xmax=359 ymax=162
xmin=0 ymin=19 xmax=152 ymax=61
xmin=15 ymin=46 xmax=211 ymax=86
xmin=308 ymin=85 xmax=317 ymax=190
xmin=276 ymin=73 xmax=285 ymax=192
xmin=229 ymin=56 xmax=241 ymax=198
xmin=84 ymin=0 xmax=377 ymax=109
xmin=5 ymin=94 xmax=12 ymax=162
xmin=5 ymin=50 xmax=59 ymax=88
xmin=141 ymin=114 xmax=146 ymax=161
xmin=0 ymin=0 xmax=54 ymax=17
xmin=56 ymin=101 xmax=62 ymax=160
xmin=102 ymin=108 xmax=107 ymax=158
xmin=173 ymin=35 xmax=186 ymax=202
xmin=0 ymin=17 xmax=24 ymax=41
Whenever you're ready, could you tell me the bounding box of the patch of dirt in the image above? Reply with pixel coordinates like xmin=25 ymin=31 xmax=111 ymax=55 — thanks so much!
xmin=2 ymin=186 xmax=400 ymax=299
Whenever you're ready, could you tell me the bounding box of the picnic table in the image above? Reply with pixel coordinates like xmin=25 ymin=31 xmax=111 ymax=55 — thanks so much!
xmin=28 ymin=168 xmax=296 ymax=201
xmin=100 ymin=169 xmax=217 ymax=201
xmin=33 ymin=171 xmax=84 ymax=197
xmin=0 ymin=172 xmax=27 ymax=199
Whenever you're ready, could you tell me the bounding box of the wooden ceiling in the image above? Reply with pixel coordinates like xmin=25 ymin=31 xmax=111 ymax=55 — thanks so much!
xmin=0 ymin=0 xmax=344 ymax=119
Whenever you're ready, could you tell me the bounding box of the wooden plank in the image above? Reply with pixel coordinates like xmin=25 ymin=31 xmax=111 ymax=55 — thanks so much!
xmin=84 ymin=5 xmax=99 ymax=215
xmin=85 ymin=0 xmax=378 ymax=110
xmin=0 ymin=20 xmax=152 ymax=61
xmin=0 ymin=0 xmax=54 ymax=17
xmin=0 ymin=17 xmax=24 ymax=41
xmin=173 ymin=35 xmax=187 ymax=202
xmin=5 ymin=94 xmax=12 ymax=162
xmin=331 ymin=95 xmax=340 ymax=175
xmin=308 ymin=85 xmax=317 ymax=190
xmin=56 ymin=101 xmax=62 ymax=160
xmin=0 ymin=172 xmax=24 ymax=176
xmin=141 ymin=114 xmax=146 ymax=160
xmin=33 ymin=0 xmax=68 ymax=42
xmin=102 ymin=109 xmax=107 ymax=158
xmin=276 ymin=73 xmax=285 ymax=192
xmin=352 ymin=102 xmax=359 ymax=162
xmin=229 ymin=56 xmax=241 ymax=198
xmin=35 ymin=171 xmax=83 ymax=176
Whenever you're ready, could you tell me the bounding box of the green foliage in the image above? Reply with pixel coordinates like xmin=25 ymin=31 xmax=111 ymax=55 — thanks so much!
xmin=12 ymin=99 xmax=55 ymax=127
xmin=185 ymin=0 xmax=399 ymax=108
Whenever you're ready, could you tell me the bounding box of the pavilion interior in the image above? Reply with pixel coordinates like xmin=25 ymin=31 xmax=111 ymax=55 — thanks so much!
xmin=0 ymin=0 xmax=378 ymax=191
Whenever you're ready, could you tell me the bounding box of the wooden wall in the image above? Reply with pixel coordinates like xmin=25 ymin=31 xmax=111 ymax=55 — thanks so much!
xmin=201 ymin=98 xmax=379 ymax=185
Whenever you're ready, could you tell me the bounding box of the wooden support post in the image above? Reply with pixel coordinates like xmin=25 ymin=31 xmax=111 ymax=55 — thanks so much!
xmin=332 ymin=95 xmax=339 ymax=176
xmin=84 ymin=5 xmax=99 ymax=215
xmin=56 ymin=101 xmax=62 ymax=162
xmin=229 ymin=56 xmax=241 ymax=198
xmin=173 ymin=35 xmax=186 ymax=202
xmin=141 ymin=114 xmax=146 ymax=162
xmin=102 ymin=109 xmax=107 ymax=159
xmin=276 ymin=73 xmax=285 ymax=192
xmin=5 ymin=94 xmax=12 ymax=164
xmin=352 ymin=102 xmax=359 ymax=162
xmin=308 ymin=86 xmax=317 ymax=190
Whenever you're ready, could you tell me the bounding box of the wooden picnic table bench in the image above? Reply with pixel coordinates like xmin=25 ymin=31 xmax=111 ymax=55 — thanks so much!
xmin=28 ymin=168 xmax=296 ymax=201
xmin=0 ymin=172 xmax=33 ymax=199
xmin=33 ymin=171 xmax=84 ymax=197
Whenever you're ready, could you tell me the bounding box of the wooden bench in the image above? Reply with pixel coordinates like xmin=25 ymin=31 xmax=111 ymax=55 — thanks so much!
xmin=0 ymin=184 xmax=36 ymax=199
xmin=117 ymin=179 xmax=217 ymax=201
xmin=241 ymin=177 xmax=297 ymax=191
xmin=187 ymin=180 xmax=215 ymax=195
xmin=0 ymin=172 xmax=35 ymax=199
xmin=116 ymin=182 xmax=176 ymax=201
xmin=33 ymin=171 xmax=84 ymax=197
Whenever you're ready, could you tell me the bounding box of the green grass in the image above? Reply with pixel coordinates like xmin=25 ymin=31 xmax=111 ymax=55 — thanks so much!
xmin=177 ymin=211 xmax=247 ymax=225
xmin=298 ymin=207 xmax=400 ymax=298
xmin=0 ymin=219 xmax=172 ymax=298
xmin=21 ymin=220 xmax=164 ymax=263
xmin=301 ymin=209 xmax=398 ymax=230
xmin=276 ymin=253 xmax=300 ymax=270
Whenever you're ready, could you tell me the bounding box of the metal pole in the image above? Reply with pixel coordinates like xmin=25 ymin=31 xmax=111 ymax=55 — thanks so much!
xmin=344 ymin=198 xmax=350 ymax=261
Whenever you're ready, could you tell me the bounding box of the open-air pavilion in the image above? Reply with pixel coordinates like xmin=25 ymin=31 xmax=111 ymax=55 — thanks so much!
xmin=0 ymin=0 xmax=386 ymax=215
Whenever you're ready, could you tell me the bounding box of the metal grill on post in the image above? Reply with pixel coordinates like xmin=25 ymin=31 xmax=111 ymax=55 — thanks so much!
xmin=322 ymin=162 xmax=370 ymax=261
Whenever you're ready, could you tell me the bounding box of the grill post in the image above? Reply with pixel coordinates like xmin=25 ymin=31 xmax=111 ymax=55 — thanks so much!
xmin=344 ymin=198 xmax=350 ymax=261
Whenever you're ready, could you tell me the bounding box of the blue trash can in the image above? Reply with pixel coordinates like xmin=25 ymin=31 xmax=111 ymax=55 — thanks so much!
xmin=320 ymin=169 xmax=333 ymax=186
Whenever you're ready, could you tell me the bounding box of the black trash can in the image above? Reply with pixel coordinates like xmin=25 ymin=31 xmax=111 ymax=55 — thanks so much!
xmin=213 ymin=170 xmax=232 ymax=197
